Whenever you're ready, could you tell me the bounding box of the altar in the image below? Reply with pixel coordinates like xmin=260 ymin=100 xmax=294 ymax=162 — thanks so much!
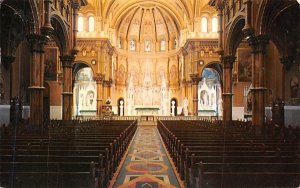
xmin=134 ymin=106 xmax=160 ymax=115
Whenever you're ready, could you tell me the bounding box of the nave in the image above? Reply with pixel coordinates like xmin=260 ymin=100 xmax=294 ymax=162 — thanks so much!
xmin=1 ymin=118 xmax=299 ymax=188
xmin=111 ymin=121 xmax=182 ymax=187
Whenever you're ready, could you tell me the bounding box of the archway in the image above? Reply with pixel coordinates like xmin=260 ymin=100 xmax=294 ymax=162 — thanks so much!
xmin=170 ymin=98 xmax=178 ymax=116
xmin=198 ymin=68 xmax=222 ymax=117
xmin=73 ymin=66 xmax=97 ymax=116
xmin=118 ymin=98 xmax=125 ymax=116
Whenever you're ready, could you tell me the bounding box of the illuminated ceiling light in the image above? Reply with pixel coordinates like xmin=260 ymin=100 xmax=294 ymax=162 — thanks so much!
xmin=297 ymin=0 xmax=300 ymax=4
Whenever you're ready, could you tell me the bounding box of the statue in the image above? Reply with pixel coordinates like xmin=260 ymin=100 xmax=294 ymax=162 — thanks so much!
xmin=183 ymin=97 xmax=188 ymax=116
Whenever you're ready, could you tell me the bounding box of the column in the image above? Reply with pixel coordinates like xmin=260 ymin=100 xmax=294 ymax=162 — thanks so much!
xmin=222 ymin=55 xmax=235 ymax=126
xmin=27 ymin=34 xmax=48 ymax=128
xmin=61 ymin=55 xmax=74 ymax=120
xmin=216 ymin=5 xmax=224 ymax=54
xmin=280 ymin=57 xmax=292 ymax=99
xmin=94 ymin=73 xmax=104 ymax=115
xmin=243 ymin=0 xmax=253 ymax=31
xmin=190 ymin=74 xmax=201 ymax=116
xmin=248 ymin=35 xmax=269 ymax=131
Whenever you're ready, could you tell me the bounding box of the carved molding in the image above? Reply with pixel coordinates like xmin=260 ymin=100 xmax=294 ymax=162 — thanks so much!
xmin=222 ymin=55 xmax=236 ymax=69
xmin=247 ymin=35 xmax=269 ymax=54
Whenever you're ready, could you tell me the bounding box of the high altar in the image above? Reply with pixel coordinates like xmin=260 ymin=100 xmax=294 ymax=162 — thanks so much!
xmin=126 ymin=63 xmax=169 ymax=116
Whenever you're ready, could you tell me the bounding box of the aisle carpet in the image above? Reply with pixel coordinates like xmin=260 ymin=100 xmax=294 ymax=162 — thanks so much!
xmin=113 ymin=123 xmax=181 ymax=188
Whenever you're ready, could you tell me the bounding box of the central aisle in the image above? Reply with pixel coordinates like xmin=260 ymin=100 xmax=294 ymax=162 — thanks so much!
xmin=112 ymin=121 xmax=181 ymax=188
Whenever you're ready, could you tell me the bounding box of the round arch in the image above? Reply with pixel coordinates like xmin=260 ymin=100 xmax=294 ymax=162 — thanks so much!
xmin=225 ymin=15 xmax=245 ymax=56
xmin=170 ymin=97 xmax=178 ymax=116
xmin=73 ymin=66 xmax=97 ymax=116
xmin=50 ymin=14 xmax=70 ymax=54
xmin=73 ymin=61 xmax=93 ymax=79
xmin=117 ymin=97 xmax=125 ymax=116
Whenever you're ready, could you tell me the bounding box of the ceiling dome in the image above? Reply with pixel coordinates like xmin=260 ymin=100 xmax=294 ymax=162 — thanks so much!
xmin=117 ymin=4 xmax=180 ymax=51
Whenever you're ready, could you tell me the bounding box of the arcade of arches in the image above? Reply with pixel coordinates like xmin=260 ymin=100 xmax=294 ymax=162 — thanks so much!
xmin=0 ymin=0 xmax=300 ymax=127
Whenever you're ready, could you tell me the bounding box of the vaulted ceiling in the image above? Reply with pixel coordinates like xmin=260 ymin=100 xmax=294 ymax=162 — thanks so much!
xmin=85 ymin=0 xmax=211 ymax=30
xmin=118 ymin=5 xmax=179 ymax=41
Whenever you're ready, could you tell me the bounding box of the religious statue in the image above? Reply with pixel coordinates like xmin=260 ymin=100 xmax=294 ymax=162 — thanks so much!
xmin=183 ymin=97 xmax=188 ymax=116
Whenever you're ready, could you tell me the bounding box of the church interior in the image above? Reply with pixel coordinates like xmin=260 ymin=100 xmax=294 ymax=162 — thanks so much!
xmin=0 ymin=0 xmax=300 ymax=187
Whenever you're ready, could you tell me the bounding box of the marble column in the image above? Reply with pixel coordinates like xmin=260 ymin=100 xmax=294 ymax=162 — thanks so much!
xmin=27 ymin=34 xmax=48 ymax=128
xmin=248 ymin=35 xmax=269 ymax=131
xmin=222 ymin=55 xmax=235 ymax=126
xmin=61 ymin=55 xmax=74 ymax=120
xmin=190 ymin=73 xmax=201 ymax=116
xmin=94 ymin=73 xmax=104 ymax=115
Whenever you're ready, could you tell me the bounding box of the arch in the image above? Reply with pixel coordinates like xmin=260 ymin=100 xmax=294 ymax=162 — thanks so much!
xmin=203 ymin=61 xmax=223 ymax=85
xmin=201 ymin=16 xmax=208 ymax=33
xmin=78 ymin=16 xmax=84 ymax=32
xmin=88 ymin=16 xmax=95 ymax=32
xmin=198 ymin=67 xmax=222 ymax=116
xmin=118 ymin=97 xmax=125 ymax=116
xmin=170 ymin=98 xmax=178 ymax=116
xmin=0 ymin=1 xmax=38 ymax=62
xmin=73 ymin=61 xmax=93 ymax=81
xmin=50 ymin=14 xmax=69 ymax=54
xmin=211 ymin=17 xmax=218 ymax=33
xmin=225 ymin=15 xmax=245 ymax=56
xmin=27 ymin=0 xmax=40 ymax=34
xmin=73 ymin=67 xmax=97 ymax=116
xmin=258 ymin=2 xmax=299 ymax=57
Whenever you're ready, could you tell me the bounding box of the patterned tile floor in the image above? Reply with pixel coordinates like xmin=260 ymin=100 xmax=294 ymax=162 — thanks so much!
xmin=112 ymin=123 xmax=181 ymax=188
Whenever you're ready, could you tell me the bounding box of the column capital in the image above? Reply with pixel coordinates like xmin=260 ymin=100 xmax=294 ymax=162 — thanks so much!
xmin=280 ymin=56 xmax=293 ymax=70
xmin=71 ymin=1 xmax=81 ymax=9
xmin=27 ymin=34 xmax=49 ymax=52
xmin=93 ymin=73 xmax=105 ymax=83
xmin=247 ymin=35 xmax=269 ymax=54
xmin=208 ymin=0 xmax=225 ymax=10
xmin=222 ymin=55 xmax=236 ymax=69
xmin=103 ymin=79 xmax=113 ymax=87
xmin=190 ymin=73 xmax=201 ymax=85
xmin=60 ymin=55 xmax=75 ymax=68
xmin=2 ymin=55 xmax=16 ymax=69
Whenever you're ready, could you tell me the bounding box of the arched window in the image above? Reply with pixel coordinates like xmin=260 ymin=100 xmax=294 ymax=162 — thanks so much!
xmin=201 ymin=17 xmax=208 ymax=33
xmin=129 ymin=40 xmax=135 ymax=51
xmin=88 ymin=16 xmax=95 ymax=32
xmin=160 ymin=39 xmax=166 ymax=51
xmin=118 ymin=37 xmax=122 ymax=49
xmin=212 ymin=17 xmax=218 ymax=32
xmin=78 ymin=16 xmax=84 ymax=32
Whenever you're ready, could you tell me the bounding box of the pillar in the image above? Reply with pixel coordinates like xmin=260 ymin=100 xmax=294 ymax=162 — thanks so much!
xmin=243 ymin=0 xmax=253 ymax=31
xmin=248 ymin=35 xmax=269 ymax=131
xmin=61 ymin=55 xmax=74 ymax=120
xmin=190 ymin=74 xmax=201 ymax=116
xmin=222 ymin=55 xmax=235 ymax=126
xmin=27 ymin=34 xmax=47 ymax=128
xmin=280 ymin=56 xmax=293 ymax=99
xmin=216 ymin=5 xmax=224 ymax=54
xmin=94 ymin=73 xmax=104 ymax=115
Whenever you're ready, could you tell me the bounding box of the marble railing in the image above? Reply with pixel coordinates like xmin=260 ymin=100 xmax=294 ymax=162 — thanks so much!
xmin=156 ymin=116 xmax=222 ymax=121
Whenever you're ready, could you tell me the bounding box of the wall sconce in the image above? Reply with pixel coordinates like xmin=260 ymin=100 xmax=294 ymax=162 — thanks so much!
xmin=91 ymin=59 xmax=97 ymax=65
xmin=199 ymin=60 xmax=204 ymax=65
